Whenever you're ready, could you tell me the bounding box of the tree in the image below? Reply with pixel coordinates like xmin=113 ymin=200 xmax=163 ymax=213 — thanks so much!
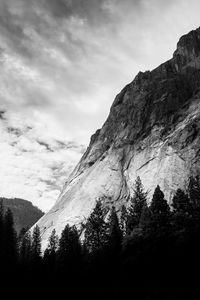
xmin=20 ymin=231 xmax=32 ymax=265
xmin=31 ymin=225 xmax=41 ymax=265
xmin=188 ymin=176 xmax=200 ymax=217
xmin=107 ymin=207 xmax=123 ymax=254
xmin=172 ymin=189 xmax=192 ymax=229
xmin=43 ymin=229 xmax=59 ymax=272
xmin=3 ymin=209 xmax=18 ymax=267
xmin=47 ymin=229 xmax=58 ymax=254
xmin=57 ymin=225 xmax=82 ymax=272
xmin=172 ymin=189 xmax=192 ymax=213
xmin=127 ymin=177 xmax=147 ymax=233
xmin=139 ymin=204 xmax=152 ymax=231
xmin=120 ymin=205 xmax=128 ymax=236
xmin=84 ymin=200 xmax=108 ymax=254
xmin=18 ymin=227 xmax=28 ymax=242
xmin=0 ymin=201 xmax=4 ymax=260
xmin=150 ymin=186 xmax=170 ymax=231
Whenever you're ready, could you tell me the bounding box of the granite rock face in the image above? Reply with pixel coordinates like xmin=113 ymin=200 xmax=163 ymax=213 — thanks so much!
xmin=36 ymin=27 xmax=200 ymax=249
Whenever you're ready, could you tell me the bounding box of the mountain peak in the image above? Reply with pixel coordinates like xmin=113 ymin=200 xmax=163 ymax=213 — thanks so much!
xmin=177 ymin=26 xmax=200 ymax=52
xmin=173 ymin=27 xmax=200 ymax=71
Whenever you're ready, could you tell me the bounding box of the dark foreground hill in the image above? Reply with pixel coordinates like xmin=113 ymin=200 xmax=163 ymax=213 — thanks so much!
xmin=0 ymin=197 xmax=44 ymax=233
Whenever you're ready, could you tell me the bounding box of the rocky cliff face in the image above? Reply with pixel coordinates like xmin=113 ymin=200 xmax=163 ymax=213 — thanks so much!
xmin=36 ymin=27 xmax=200 ymax=249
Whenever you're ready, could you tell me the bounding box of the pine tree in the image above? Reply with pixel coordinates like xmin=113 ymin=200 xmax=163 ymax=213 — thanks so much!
xmin=3 ymin=208 xmax=18 ymax=267
xmin=31 ymin=225 xmax=41 ymax=265
xmin=172 ymin=189 xmax=192 ymax=213
xmin=0 ymin=200 xmax=4 ymax=260
xmin=172 ymin=189 xmax=192 ymax=229
xmin=20 ymin=231 xmax=32 ymax=265
xmin=43 ymin=229 xmax=59 ymax=272
xmin=139 ymin=204 xmax=152 ymax=231
xmin=84 ymin=200 xmax=108 ymax=254
xmin=47 ymin=229 xmax=58 ymax=254
xmin=150 ymin=185 xmax=170 ymax=231
xmin=127 ymin=177 xmax=147 ymax=233
xmin=107 ymin=207 xmax=123 ymax=254
xmin=18 ymin=227 xmax=28 ymax=243
xmin=188 ymin=176 xmax=200 ymax=218
xmin=120 ymin=205 xmax=128 ymax=236
xmin=57 ymin=225 xmax=82 ymax=271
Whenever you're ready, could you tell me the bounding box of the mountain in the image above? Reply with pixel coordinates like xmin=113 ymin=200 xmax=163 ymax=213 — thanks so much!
xmin=1 ymin=198 xmax=44 ymax=234
xmin=36 ymin=27 xmax=200 ymax=249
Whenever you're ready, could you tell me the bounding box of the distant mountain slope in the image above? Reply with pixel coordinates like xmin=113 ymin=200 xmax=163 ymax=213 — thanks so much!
xmin=0 ymin=198 xmax=44 ymax=234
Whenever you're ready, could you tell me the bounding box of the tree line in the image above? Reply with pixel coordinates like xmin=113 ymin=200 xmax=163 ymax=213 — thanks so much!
xmin=1 ymin=176 xmax=200 ymax=299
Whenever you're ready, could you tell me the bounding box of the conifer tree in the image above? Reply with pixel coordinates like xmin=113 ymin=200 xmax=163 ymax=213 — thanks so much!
xmin=188 ymin=176 xmax=200 ymax=217
xmin=172 ymin=189 xmax=192 ymax=214
xmin=139 ymin=204 xmax=152 ymax=231
xmin=127 ymin=177 xmax=147 ymax=233
xmin=4 ymin=208 xmax=18 ymax=267
xmin=120 ymin=205 xmax=128 ymax=236
xmin=18 ymin=227 xmax=28 ymax=243
xmin=43 ymin=229 xmax=59 ymax=272
xmin=150 ymin=185 xmax=170 ymax=231
xmin=0 ymin=201 xmax=4 ymax=260
xmin=107 ymin=207 xmax=123 ymax=254
xmin=47 ymin=229 xmax=58 ymax=254
xmin=57 ymin=224 xmax=70 ymax=262
xmin=172 ymin=189 xmax=192 ymax=229
xmin=57 ymin=225 xmax=81 ymax=271
xmin=20 ymin=231 xmax=32 ymax=265
xmin=84 ymin=200 xmax=108 ymax=254
xmin=31 ymin=225 xmax=41 ymax=265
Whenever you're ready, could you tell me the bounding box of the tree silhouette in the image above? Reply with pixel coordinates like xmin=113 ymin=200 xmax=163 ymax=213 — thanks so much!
xmin=18 ymin=227 xmax=28 ymax=242
xmin=150 ymin=186 xmax=170 ymax=231
xmin=172 ymin=189 xmax=192 ymax=229
xmin=127 ymin=177 xmax=147 ymax=233
xmin=31 ymin=225 xmax=41 ymax=265
xmin=0 ymin=201 xmax=4 ymax=261
xmin=172 ymin=189 xmax=191 ymax=213
xmin=139 ymin=204 xmax=152 ymax=231
xmin=57 ymin=224 xmax=82 ymax=271
xmin=84 ymin=200 xmax=108 ymax=254
xmin=107 ymin=206 xmax=123 ymax=255
xmin=120 ymin=205 xmax=128 ymax=236
xmin=20 ymin=231 xmax=32 ymax=265
xmin=43 ymin=229 xmax=59 ymax=274
xmin=3 ymin=208 xmax=18 ymax=268
xmin=47 ymin=229 xmax=58 ymax=254
xmin=188 ymin=176 xmax=200 ymax=221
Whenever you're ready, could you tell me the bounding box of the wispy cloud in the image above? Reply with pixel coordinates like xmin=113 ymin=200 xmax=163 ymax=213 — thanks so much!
xmin=0 ymin=110 xmax=84 ymax=211
xmin=0 ymin=0 xmax=200 ymax=210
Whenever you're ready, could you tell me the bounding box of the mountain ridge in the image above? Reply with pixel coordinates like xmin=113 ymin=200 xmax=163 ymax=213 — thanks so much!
xmin=1 ymin=197 xmax=44 ymax=234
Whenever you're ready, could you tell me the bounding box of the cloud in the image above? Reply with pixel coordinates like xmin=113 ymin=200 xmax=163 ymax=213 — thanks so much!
xmin=0 ymin=110 xmax=84 ymax=211
xmin=0 ymin=0 xmax=200 ymax=210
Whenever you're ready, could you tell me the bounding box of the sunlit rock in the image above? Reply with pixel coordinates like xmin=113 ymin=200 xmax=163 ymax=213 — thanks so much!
xmin=36 ymin=27 xmax=200 ymax=250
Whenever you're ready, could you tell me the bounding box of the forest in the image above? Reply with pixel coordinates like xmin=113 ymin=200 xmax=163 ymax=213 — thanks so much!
xmin=1 ymin=176 xmax=200 ymax=300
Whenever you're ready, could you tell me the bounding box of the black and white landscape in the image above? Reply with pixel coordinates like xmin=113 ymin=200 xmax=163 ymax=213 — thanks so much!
xmin=0 ymin=1 xmax=200 ymax=299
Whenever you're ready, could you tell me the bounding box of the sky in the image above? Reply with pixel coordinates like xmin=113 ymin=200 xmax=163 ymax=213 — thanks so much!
xmin=0 ymin=0 xmax=200 ymax=212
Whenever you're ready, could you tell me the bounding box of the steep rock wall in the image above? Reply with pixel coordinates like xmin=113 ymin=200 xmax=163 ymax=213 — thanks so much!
xmin=36 ymin=27 xmax=200 ymax=249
